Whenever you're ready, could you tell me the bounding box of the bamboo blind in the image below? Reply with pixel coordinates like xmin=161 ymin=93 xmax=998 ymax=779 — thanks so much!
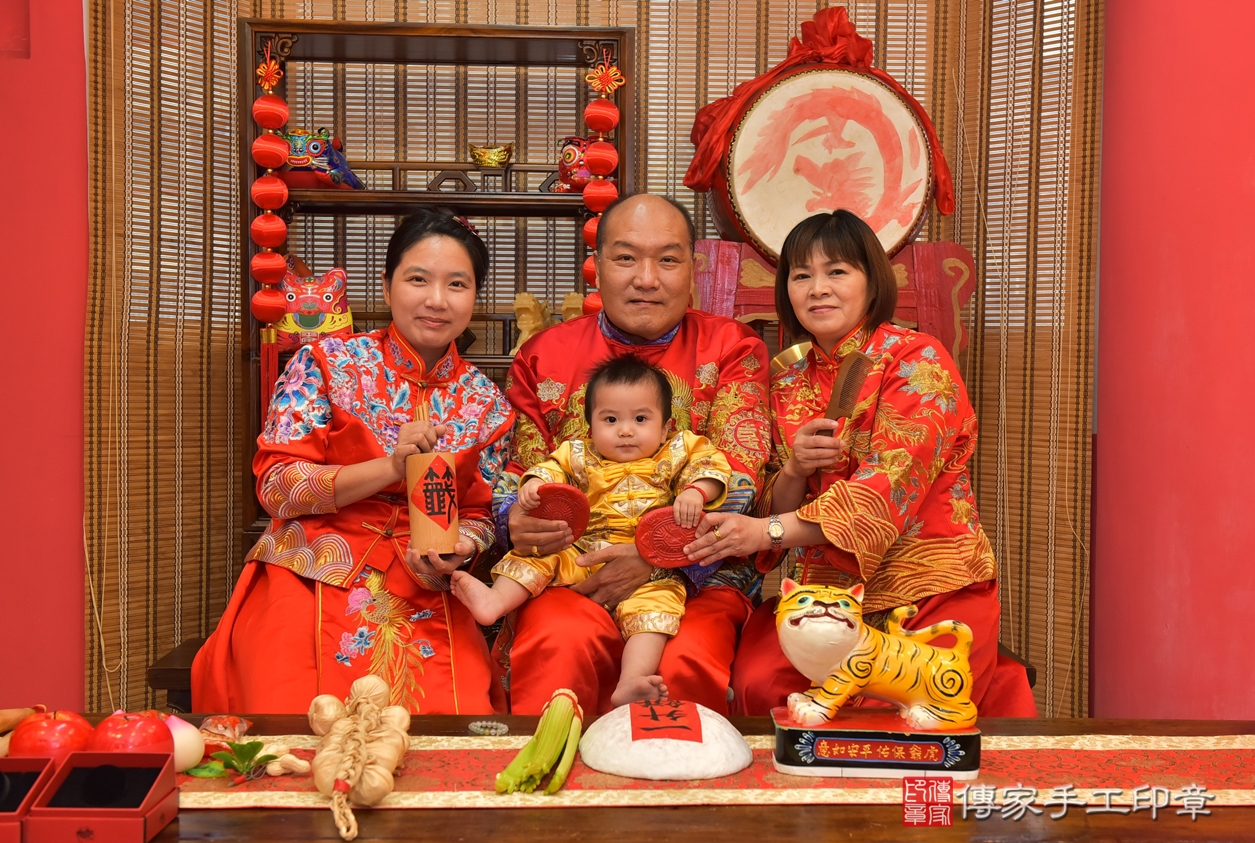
xmin=85 ymin=0 xmax=1101 ymax=716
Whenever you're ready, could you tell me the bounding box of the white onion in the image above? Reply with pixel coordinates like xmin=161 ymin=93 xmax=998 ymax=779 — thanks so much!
xmin=166 ymin=715 xmax=206 ymax=772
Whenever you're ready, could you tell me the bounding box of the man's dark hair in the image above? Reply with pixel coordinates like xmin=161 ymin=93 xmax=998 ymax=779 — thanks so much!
xmin=583 ymin=354 xmax=673 ymax=425
xmin=594 ymin=194 xmax=696 ymax=255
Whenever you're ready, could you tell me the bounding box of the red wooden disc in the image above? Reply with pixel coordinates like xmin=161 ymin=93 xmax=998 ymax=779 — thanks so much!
xmin=531 ymin=484 xmax=591 ymax=542
xmin=635 ymin=507 xmax=699 ymax=569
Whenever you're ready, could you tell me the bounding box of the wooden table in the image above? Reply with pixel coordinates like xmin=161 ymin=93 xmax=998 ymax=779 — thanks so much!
xmin=157 ymin=716 xmax=1255 ymax=842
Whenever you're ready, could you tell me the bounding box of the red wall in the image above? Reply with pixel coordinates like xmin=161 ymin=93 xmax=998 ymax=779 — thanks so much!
xmin=0 ymin=0 xmax=87 ymax=710
xmin=1093 ymin=1 xmax=1255 ymax=717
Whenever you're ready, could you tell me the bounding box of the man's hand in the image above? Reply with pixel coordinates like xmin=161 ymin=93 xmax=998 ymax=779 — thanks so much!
xmin=508 ymin=498 xmax=573 ymax=556
xmin=570 ymin=543 xmax=651 ymax=610
xmin=404 ymin=538 xmax=475 ymax=578
xmin=781 ymin=418 xmax=846 ymax=480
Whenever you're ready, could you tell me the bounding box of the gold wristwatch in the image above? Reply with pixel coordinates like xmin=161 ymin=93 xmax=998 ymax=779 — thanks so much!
xmin=768 ymin=514 xmax=784 ymax=549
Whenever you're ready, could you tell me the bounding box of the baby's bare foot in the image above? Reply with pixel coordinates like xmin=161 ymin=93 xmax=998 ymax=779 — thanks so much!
xmin=611 ymin=674 xmax=669 ymax=707
xmin=450 ymin=571 xmax=507 ymax=625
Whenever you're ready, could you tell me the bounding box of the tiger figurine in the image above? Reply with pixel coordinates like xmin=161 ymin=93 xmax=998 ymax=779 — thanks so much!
xmin=774 ymin=579 xmax=977 ymax=730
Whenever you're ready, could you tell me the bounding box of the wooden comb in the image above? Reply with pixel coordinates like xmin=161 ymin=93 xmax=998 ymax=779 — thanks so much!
xmin=818 ymin=350 xmax=874 ymax=436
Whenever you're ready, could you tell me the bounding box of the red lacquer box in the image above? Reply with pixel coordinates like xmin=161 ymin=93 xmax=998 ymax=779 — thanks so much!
xmin=25 ymin=752 xmax=177 ymax=843
xmin=0 ymin=757 xmax=57 ymax=843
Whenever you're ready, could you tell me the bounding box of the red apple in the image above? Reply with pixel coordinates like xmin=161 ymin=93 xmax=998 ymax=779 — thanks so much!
xmin=88 ymin=713 xmax=175 ymax=754
xmin=8 ymin=710 xmax=94 ymax=764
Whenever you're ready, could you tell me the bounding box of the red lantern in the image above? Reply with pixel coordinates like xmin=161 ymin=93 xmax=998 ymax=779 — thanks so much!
xmin=250 ymin=174 xmax=289 ymax=211
xmin=582 ymin=291 xmax=604 ymax=316
xmin=582 ymin=255 xmax=598 ymax=287
xmin=582 ymin=179 xmax=619 ymax=214
xmin=250 ymin=213 xmax=287 ymax=248
xmin=252 ymin=94 xmax=289 ymax=130
xmin=250 ymin=250 xmax=288 ymax=285
xmin=582 ymin=216 xmax=599 ymax=250
xmin=251 ymin=133 xmax=290 ymax=170
xmin=584 ymin=99 xmax=620 ymax=135
xmin=584 ymin=141 xmax=618 ymax=177
xmin=251 ymin=286 xmax=288 ymax=323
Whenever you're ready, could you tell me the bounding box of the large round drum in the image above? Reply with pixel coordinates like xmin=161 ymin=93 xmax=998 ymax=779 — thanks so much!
xmin=712 ymin=67 xmax=933 ymax=260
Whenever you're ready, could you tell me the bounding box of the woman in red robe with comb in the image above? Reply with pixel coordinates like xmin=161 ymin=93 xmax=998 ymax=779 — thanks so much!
xmin=685 ymin=210 xmax=1037 ymax=718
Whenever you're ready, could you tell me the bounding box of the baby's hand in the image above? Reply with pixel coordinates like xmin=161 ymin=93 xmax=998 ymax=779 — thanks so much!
xmin=673 ymin=488 xmax=705 ymax=529
xmin=518 ymin=479 xmax=543 ymax=511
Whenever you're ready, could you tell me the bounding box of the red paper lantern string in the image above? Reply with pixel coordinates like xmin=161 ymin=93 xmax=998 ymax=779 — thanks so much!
xmin=252 ymin=40 xmax=291 ymax=399
xmin=584 ymin=141 xmax=618 ymax=177
xmin=582 ymin=180 xmax=618 ymax=214
xmin=578 ymin=49 xmax=626 ymax=311
xmin=250 ymin=174 xmax=289 ymax=211
xmin=250 ymin=250 xmax=288 ymax=285
xmin=252 ymin=93 xmax=289 ymax=130
xmin=250 ymin=287 xmax=289 ymax=324
xmin=583 ymin=99 xmax=620 ymax=136
xmin=250 ymin=213 xmax=288 ymax=249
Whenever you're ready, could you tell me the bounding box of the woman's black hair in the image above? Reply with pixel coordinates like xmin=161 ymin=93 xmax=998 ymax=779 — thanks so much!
xmin=583 ymin=355 xmax=673 ymax=425
xmin=383 ymin=207 xmax=489 ymax=291
xmin=774 ymin=209 xmax=899 ymax=341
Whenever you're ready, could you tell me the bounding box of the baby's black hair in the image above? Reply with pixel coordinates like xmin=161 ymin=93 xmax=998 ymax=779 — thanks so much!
xmin=583 ymin=355 xmax=673 ymax=426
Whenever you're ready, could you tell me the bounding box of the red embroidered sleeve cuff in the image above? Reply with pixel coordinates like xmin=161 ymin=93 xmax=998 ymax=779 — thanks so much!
xmin=259 ymin=461 xmax=342 ymax=519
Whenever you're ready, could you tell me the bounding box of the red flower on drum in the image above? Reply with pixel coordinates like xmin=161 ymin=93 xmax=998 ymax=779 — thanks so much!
xmin=737 ymin=84 xmax=924 ymax=235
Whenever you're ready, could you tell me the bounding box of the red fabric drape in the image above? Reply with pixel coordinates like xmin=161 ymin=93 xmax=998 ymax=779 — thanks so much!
xmin=684 ymin=6 xmax=954 ymax=216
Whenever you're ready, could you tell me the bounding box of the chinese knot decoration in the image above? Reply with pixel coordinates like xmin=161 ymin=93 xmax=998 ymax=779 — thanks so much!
xmin=579 ymin=49 xmax=627 ymax=312
xmin=250 ymin=40 xmax=291 ymax=397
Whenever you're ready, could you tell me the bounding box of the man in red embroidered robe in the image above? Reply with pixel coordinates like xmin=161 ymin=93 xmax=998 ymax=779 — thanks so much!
xmin=494 ymin=194 xmax=773 ymax=715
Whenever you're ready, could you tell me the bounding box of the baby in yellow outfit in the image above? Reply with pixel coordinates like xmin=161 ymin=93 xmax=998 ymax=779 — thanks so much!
xmin=451 ymin=355 xmax=731 ymax=705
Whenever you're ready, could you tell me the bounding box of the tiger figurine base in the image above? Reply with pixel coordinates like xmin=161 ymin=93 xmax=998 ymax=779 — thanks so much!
xmin=775 ymin=580 xmax=978 ymax=730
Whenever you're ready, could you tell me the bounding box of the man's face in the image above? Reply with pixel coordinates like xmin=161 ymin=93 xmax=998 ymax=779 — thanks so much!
xmin=595 ymin=197 xmax=693 ymax=341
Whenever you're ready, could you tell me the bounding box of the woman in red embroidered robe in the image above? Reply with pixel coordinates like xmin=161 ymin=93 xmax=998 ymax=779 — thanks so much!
xmin=193 ymin=210 xmax=513 ymax=714
xmin=684 ymin=210 xmax=1037 ymax=717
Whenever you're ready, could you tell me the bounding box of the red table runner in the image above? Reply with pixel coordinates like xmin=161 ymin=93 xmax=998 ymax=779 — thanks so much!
xmin=177 ymin=733 xmax=1255 ymax=809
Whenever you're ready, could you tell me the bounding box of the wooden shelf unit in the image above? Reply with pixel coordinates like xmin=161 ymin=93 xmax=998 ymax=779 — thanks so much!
xmin=238 ymin=18 xmax=635 ymax=540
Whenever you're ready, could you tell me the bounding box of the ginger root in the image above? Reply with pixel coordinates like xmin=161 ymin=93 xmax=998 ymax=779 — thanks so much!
xmin=309 ymin=675 xmax=410 ymax=841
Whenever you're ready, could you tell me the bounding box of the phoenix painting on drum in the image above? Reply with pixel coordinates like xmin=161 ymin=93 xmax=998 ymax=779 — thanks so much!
xmin=729 ymin=69 xmax=931 ymax=258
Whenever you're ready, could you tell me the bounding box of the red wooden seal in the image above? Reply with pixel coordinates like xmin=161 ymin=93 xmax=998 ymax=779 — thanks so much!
xmin=635 ymin=507 xmax=698 ymax=569
xmin=531 ymin=483 xmax=591 ymax=542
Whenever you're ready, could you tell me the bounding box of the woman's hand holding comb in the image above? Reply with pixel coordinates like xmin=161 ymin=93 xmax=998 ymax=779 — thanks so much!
xmin=781 ymin=419 xmax=847 ymax=480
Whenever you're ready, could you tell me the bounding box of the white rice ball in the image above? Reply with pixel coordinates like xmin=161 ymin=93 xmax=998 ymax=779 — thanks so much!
xmin=578 ymin=703 xmax=753 ymax=780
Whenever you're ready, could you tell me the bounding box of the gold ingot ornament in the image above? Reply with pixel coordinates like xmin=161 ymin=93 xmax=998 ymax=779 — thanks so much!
xmin=469 ymin=142 xmax=514 ymax=168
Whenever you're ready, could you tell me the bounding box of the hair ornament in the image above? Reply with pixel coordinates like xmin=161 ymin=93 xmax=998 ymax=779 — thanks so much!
xmin=453 ymin=215 xmax=481 ymax=237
